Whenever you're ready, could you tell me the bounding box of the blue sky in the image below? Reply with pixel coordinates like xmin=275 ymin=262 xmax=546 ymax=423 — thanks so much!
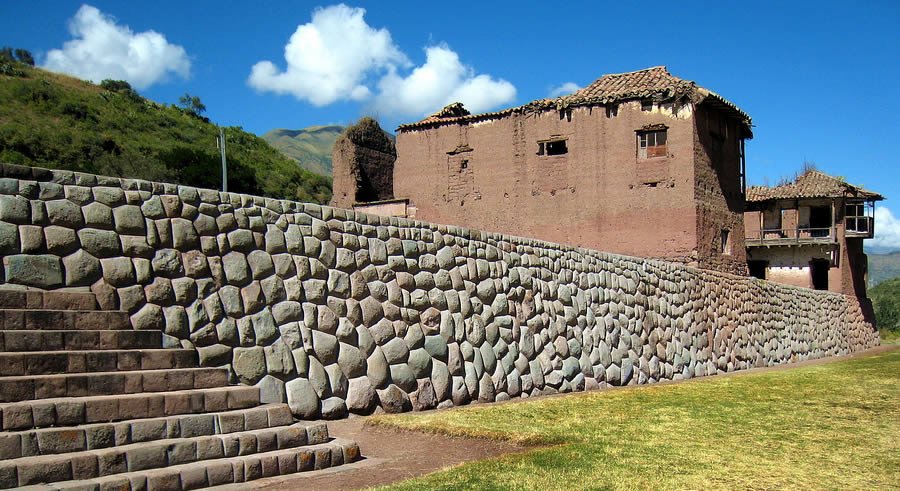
xmin=2 ymin=1 xmax=899 ymax=249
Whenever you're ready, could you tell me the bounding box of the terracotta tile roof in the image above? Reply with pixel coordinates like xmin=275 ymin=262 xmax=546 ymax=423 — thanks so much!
xmin=746 ymin=170 xmax=884 ymax=202
xmin=566 ymin=66 xmax=695 ymax=104
xmin=397 ymin=66 xmax=751 ymax=133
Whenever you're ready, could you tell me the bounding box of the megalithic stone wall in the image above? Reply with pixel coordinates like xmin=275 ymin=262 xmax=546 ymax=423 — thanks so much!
xmin=0 ymin=163 xmax=879 ymax=418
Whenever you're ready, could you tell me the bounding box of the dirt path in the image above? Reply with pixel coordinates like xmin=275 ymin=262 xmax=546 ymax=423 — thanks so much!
xmin=221 ymin=344 xmax=897 ymax=491
xmin=228 ymin=417 xmax=527 ymax=491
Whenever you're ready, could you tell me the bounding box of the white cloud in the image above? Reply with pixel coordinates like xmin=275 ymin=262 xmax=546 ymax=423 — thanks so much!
xmin=249 ymin=4 xmax=516 ymax=116
xmin=872 ymin=206 xmax=900 ymax=250
xmin=373 ymin=45 xmax=516 ymax=116
xmin=549 ymin=82 xmax=581 ymax=97
xmin=43 ymin=5 xmax=190 ymax=90
xmin=248 ymin=4 xmax=408 ymax=106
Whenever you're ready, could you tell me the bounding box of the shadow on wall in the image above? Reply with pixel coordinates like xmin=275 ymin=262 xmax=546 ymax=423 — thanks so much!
xmin=0 ymin=163 xmax=880 ymax=419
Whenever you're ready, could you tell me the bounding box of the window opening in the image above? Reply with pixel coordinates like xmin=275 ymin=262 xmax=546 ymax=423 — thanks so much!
xmin=641 ymin=100 xmax=653 ymax=111
xmin=845 ymin=201 xmax=873 ymax=234
xmin=809 ymin=206 xmax=831 ymax=238
xmin=606 ymin=104 xmax=618 ymax=118
xmin=460 ymin=159 xmax=468 ymax=170
xmin=546 ymin=140 xmax=567 ymax=155
xmin=637 ymin=130 xmax=667 ymax=159
xmin=721 ymin=229 xmax=731 ymax=255
xmin=538 ymin=139 xmax=568 ymax=156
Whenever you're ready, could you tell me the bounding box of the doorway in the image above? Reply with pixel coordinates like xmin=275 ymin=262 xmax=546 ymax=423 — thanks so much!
xmin=810 ymin=259 xmax=829 ymax=290
xmin=809 ymin=206 xmax=831 ymax=237
xmin=748 ymin=260 xmax=767 ymax=280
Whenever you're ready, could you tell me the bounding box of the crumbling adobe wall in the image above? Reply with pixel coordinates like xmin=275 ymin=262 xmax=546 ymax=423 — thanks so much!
xmin=0 ymin=163 xmax=878 ymax=419
xmin=330 ymin=118 xmax=396 ymax=209
xmin=394 ymin=103 xmax=702 ymax=265
xmin=693 ymin=104 xmax=748 ymax=275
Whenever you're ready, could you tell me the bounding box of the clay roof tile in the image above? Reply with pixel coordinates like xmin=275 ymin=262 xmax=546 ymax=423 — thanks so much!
xmin=746 ymin=169 xmax=883 ymax=202
xmin=397 ymin=66 xmax=751 ymax=133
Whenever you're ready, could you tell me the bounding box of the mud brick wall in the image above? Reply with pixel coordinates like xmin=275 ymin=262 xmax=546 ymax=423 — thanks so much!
xmin=0 ymin=163 xmax=879 ymax=418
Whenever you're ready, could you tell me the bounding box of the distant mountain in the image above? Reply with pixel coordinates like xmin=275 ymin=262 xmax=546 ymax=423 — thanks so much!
xmin=262 ymin=125 xmax=344 ymax=176
xmin=868 ymin=251 xmax=900 ymax=287
xmin=0 ymin=59 xmax=331 ymax=203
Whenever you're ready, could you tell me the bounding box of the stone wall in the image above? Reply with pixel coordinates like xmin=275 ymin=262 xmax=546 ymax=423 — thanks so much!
xmin=0 ymin=163 xmax=879 ymax=419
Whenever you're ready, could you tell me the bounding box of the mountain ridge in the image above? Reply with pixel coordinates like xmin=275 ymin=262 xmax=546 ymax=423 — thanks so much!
xmin=262 ymin=126 xmax=344 ymax=177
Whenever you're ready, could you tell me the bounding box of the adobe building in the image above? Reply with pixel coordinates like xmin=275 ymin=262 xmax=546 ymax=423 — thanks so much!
xmin=330 ymin=117 xmax=397 ymax=210
xmin=337 ymin=66 xmax=754 ymax=275
xmin=744 ymin=169 xmax=883 ymax=296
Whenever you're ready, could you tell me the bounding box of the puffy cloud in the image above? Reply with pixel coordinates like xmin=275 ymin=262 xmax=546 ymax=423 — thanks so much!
xmin=44 ymin=5 xmax=190 ymax=89
xmin=549 ymin=82 xmax=581 ymax=97
xmin=872 ymin=206 xmax=900 ymax=250
xmin=249 ymin=4 xmax=516 ymax=116
xmin=248 ymin=4 xmax=408 ymax=106
xmin=373 ymin=45 xmax=516 ymax=117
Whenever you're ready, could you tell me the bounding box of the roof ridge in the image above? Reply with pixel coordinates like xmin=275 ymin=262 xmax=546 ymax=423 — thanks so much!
xmin=601 ymin=65 xmax=669 ymax=77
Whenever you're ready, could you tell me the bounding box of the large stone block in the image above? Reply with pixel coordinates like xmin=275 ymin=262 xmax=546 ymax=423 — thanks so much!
xmin=46 ymin=199 xmax=83 ymax=228
xmin=78 ymin=228 xmax=121 ymax=257
xmin=286 ymin=378 xmax=320 ymax=419
xmin=222 ymin=251 xmax=250 ymax=286
xmin=63 ymin=249 xmax=101 ymax=286
xmin=5 ymin=254 xmax=63 ymax=288
xmin=101 ymin=257 xmax=135 ymax=287
xmin=0 ymin=195 xmax=29 ymax=224
xmin=113 ymin=205 xmax=145 ymax=234
xmin=233 ymin=347 xmax=266 ymax=385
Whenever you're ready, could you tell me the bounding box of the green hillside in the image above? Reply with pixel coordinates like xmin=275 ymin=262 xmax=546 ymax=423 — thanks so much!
xmin=870 ymin=277 xmax=900 ymax=335
xmin=868 ymin=251 xmax=900 ymax=287
xmin=262 ymin=125 xmax=344 ymax=176
xmin=0 ymin=60 xmax=331 ymax=203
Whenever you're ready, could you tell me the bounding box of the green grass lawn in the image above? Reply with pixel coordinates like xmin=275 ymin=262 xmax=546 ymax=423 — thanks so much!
xmin=371 ymin=348 xmax=900 ymax=490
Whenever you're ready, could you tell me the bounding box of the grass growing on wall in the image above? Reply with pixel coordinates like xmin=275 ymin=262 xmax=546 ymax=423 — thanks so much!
xmin=371 ymin=348 xmax=900 ymax=490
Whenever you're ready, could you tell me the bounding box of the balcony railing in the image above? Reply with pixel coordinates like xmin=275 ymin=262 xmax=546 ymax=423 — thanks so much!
xmin=746 ymin=227 xmax=836 ymax=246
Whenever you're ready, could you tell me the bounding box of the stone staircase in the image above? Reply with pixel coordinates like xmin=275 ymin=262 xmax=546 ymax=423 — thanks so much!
xmin=0 ymin=289 xmax=359 ymax=490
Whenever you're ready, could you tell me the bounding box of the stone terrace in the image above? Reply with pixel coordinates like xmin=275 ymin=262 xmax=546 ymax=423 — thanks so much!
xmin=0 ymin=288 xmax=359 ymax=490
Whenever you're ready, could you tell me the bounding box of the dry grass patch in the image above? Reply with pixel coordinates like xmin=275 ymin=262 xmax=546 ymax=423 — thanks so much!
xmin=370 ymin=349 xmax=900 ymax=490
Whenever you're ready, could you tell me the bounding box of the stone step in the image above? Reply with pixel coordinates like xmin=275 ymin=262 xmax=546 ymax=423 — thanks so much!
xmin=0 ymin=330 xmax=160 ymax=352
xmin=0 ymin=422 xmax=336 ymax=488
xmin=0 ymin=386 xmax=260 ymax=430
xmin=0 ymin=368 xmax=230 ymax=403
xmin=5 ymin=438 xmax=360 ymax=490
xmin=0 ymin=404 xmax=296 ymax=459
xmin=0 ymin=349 xmax=198 ymax=376
xmin=0 ymin=290 xmax=97 ymax=311
xmin=0 ymin=310 xmax=130 ymax=331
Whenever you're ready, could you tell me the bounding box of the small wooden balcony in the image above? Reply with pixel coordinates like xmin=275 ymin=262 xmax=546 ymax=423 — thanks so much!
xmin=746 ymin=227 xmax=837 ymax=247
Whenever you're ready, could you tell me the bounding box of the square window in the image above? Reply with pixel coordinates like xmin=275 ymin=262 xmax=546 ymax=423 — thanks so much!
xmin=546 ymin=140 xmax=568 ymax=155
xmin=637 ymin=129 xmax=667 ymax=159
xmin=538 ymin=139 xmax=567 ymax=156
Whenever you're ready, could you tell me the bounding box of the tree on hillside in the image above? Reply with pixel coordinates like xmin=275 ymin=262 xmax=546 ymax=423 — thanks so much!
xmin=13 ymin=49 xmax=34 ymax=66
xmin=0 ymin=47 xmax=12 ymax=62
xmin=178 ymin=93 xmax=206 ymax=117
xmin=100 ymin=79 xmax=141 ymax=101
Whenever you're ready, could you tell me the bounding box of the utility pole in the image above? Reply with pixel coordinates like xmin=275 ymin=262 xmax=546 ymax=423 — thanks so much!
xmin=217 ymin=127 xmax=228 ymax=192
